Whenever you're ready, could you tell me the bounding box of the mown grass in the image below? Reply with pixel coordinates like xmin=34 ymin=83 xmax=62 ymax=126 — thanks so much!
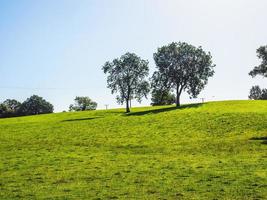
xmin=0 ymin=100 xmax=266 ymax=199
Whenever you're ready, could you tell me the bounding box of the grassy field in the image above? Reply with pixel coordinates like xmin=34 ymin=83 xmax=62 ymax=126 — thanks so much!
xmin=0 ymin=100 xmax=266 ymax=199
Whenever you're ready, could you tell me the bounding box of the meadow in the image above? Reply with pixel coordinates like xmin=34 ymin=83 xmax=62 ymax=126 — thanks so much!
xmin=0 ymin=100 xmax=266 ymax=199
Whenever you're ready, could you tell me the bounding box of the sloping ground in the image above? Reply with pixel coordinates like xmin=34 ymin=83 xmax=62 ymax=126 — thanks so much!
xmin=0 ymin=100 xmax=266 ymax=199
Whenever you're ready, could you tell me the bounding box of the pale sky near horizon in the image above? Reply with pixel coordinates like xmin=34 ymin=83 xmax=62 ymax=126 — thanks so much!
xmin=0 ymin=0 xmax=266 ymax=112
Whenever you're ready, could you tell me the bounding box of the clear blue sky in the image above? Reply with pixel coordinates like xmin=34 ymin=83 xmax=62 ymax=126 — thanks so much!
xmin=0 ymin=0 xmax=266 ymax=112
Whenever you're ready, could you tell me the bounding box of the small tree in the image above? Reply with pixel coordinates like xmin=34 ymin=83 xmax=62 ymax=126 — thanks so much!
xmin=69 ymin=96 xmax=97 ymax=111
xmin=151 ymin=89 xmax=175 ymax=106
xmin=102 ymin=52 xmax=150 ymax=112
xmin=0 ymin=99 xmax=22 ymax=117
xmin=261 ymin=89 xmax=267 ymax=100
xmin=3 ymin=99 xmax=21 ymax=115
xmin=249 ymin=85 xmax=267 ymax=100
xmin=153 ymin=42 xmax=215 ymax=107
xmin=249 ymin=46 xmax=267 ymax=78
xmin=19 ymin=95 xmax=54 ymax=115
xmin=0 ymin=103 xmax=8 ymax=117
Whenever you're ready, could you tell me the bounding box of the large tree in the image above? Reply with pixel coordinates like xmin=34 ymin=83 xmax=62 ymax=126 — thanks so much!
xmin=69 ymin=96 xmax=97 ymax=111
xmin=19 ymin=95 xmax=54 ymax=115
xmin=102 ymin=52 xmax=150 ymax=112
xmin=249 ymin=46 xmax=267 ymax=78
xmin=153 ymin=42 xmax=215 ymax=107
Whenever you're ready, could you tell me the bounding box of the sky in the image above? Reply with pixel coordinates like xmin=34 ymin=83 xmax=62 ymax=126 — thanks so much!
xmin=0 ymin=0 xmax=266 ymax=112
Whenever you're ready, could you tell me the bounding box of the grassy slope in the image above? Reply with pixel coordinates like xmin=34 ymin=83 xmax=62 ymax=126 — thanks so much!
xmin=0 ymin=100 xmax=266 ymax=199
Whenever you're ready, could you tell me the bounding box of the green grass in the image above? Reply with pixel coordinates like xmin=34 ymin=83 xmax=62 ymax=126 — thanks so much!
xmin=0 ymin=100 xmax=266 ymax=199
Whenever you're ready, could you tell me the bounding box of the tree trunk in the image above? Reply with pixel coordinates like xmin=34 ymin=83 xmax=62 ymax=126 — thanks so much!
xmin=176 ymin=86 xmax=181 ymax=107
xmin=126 ymin=100 xmax=130 ymax=113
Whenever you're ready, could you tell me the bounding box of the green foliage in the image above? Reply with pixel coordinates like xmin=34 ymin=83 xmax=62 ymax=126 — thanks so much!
xmin=69 ymin=96 xmax=97 ymax=111
xmin=0 ymin=103 xmax=8 ymax=116
xmin=249 ymin=45 xmax=267 ymax=78
xmin=0 ymin=100 xmax=266 ymax=199
xmin=151 ymin=89 xmax=175 ymax=106
xmin=249 ymin=85 xmax=262 ymax=100
xmin=0 ymin=99 xmax=21 ymax=117
xmin=248 ymin=46 xmax=267 ymax=99
xmin=249 ymin=85 xmax=267 ymax=100
xmin=19 ymin=95 xmax=54 ymax=115
xmin=153 ymin=42 xmax=215 ymax=107
xmin=102 ymin=52 xmax=150 ymax=112
xmin=3 ymin=99 xmax=21 ymax=112
xmin=0 ymin=96 xmax=53 ymax=118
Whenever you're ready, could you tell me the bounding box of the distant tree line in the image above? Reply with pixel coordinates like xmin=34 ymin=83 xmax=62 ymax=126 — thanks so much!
xmin=0 ymin=95 xmax=98 ymax=118
xmin=0 ymin=95 xmax=53 ymax=118
xmin=2 ymin=42 xmax=265 ymax=116
xmin=248 ymin=45 xmax=267 ymax=100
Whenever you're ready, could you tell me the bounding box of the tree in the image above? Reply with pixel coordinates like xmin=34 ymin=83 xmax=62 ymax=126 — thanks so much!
xmin=0 ymin=103 xmax=8 ymax=117
xmin=249 ymin=85 xmax=263 ymax=100
xmin=249 ymin=46 xmax=267 ymax=78
xmin=3 ymin=99 xmax=21 ymax=115
xmin=153 ymin=42 xmax=215 ymax=107
xmin=248 ymin=46 xmax=267 ymax=99
xmin=102 ymin=52 xmax=150 ymax=112
xmin=261 ymin=89 xmax=267 ymax=100
xmin=249 ymin=85 xmax=267 ymax=100
xmin=19 ymin=95 xmax=54 ymax=115
xmin=0 ymin=99 xmax=21 ymax=118
xmin=151 ymin=89 xmax=175 ymax=106
xmin=69 ymin=96 xmax=97 ymax=111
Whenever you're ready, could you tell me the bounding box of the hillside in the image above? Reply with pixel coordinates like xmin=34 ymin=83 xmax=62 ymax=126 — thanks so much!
xmin=0 ymin=100 xmax=266 ymax=199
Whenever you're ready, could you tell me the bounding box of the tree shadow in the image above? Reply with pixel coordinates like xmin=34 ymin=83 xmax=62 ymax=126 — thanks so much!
xmin=62 ymin=117 xmax=102 ymax=122
xmin=126 ymin=103 xmax=203 ymax=116
xmin=250 ymin=136 xmax=267 ymax=145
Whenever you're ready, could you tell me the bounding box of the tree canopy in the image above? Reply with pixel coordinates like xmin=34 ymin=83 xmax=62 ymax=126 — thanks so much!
xmin=152 ymin=42 xmax=215 ymax=107
xmin=249 ymin=85 xmax=267 ymax=100
xmin=249 ymin=46 xmax=267 ymax=78
xmin=1 ymin=99 xmax=21 ymax=117
xmin=102 ymin=52 xmax=150 ymax=112
xmin=19 ymin=95 xmax=54 ymax=115
xmin=69 ymin=96 xmax=97 ymax=111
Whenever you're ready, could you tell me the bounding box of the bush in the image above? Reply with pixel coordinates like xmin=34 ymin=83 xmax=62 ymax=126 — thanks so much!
xmin=151 ymin=89 xmax=176 ymax=106
xmin=249 ymin=86 xmax=267 ymax=100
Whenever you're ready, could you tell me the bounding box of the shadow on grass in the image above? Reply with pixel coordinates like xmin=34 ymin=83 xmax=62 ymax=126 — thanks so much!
xmin=250 ymin=136 xmax=267 ymax=145
xmin=126 ymin=103 xmax=203 ymax=116
xmin=62 ymin=117 xmax=103 ymax=122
